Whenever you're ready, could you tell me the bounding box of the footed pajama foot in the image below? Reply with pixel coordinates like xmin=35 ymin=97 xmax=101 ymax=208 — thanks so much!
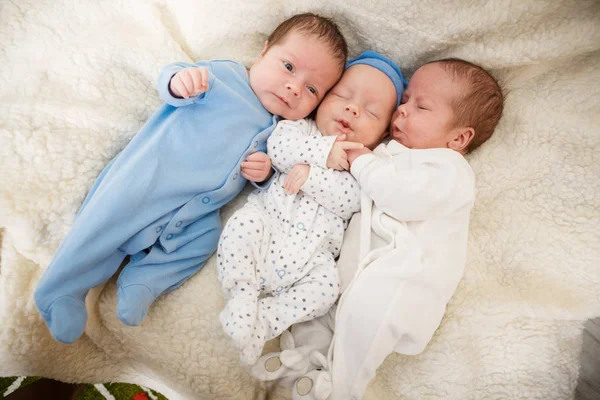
xmin=251 ymin=330 xmax=312 ymax=386
xmin=41 ymin=296 xmax=87 ymax=344
xmin=239 ymin=334 xmax=266 ymax=365
xmin=116 ymin=284 xmax=155 ymax=326
xmin=219 ymin=294 xmax=257 ymax=350
xmin=292 ymin=369 xmax=332 ymax=400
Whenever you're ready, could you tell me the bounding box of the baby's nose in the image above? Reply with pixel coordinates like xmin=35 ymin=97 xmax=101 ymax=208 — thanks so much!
xmin=345 ymin=104 xmax=359 ymax=117
xmin=286 ymin=83 xmax=300 ymax=97
xmin=397 ymin=104 xmax=407 ymax=116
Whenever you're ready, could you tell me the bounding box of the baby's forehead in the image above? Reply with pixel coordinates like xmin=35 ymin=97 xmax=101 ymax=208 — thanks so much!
xmin=339 ymin=65 xmax=393 ymax=91
xmin=408 ymin=64 xmax=467 ymax=98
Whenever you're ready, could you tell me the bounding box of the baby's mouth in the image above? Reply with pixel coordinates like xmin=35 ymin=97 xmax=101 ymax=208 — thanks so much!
xmin=337 ymin=119 xmax=352 ymax=132
xmin=275 ymin=94 xmax=290 ymax=107
xmin=391 ymin=123 xmax=404 ymax=137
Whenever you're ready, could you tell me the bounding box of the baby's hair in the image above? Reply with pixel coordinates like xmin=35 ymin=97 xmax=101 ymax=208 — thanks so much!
xmin=266 ymin=13 xmax=348 ymax=71
xmin=427 ymin=58 xmax=504 ymax=152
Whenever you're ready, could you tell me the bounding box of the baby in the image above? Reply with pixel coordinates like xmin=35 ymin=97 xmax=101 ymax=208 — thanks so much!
xmin=217 ymin=51 xmax=407 ymax=365
xmin=34 ymin=13 xmax=347 ymax=344
xmin=253 ymin=58 xmax=504 ymax=400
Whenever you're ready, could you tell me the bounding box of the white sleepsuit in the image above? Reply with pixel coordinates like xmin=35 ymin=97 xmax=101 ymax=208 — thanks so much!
xmin=217 ymin=119 xmax=361 ymax=364
xmin=262 ymin=140 xmax=476 ymax=399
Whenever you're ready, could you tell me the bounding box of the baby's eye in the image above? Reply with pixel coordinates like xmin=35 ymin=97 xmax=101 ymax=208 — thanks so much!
xmin=366 ymin=110 xmax=378 ymax=118
xmin=307 ymin=86 xmax=317 ymax=95
xmin=283 ymin=61 xmax=294 ymax=72
xmin=417 ymin=105 xmax=428 ymax=110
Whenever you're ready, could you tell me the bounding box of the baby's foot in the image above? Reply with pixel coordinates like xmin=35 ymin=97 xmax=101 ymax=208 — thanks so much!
xmin=251 ymin=330 xmax=313 ymax=386
xmin=45 ymin=296 xmax=88 ymax=344
xmin=292 ymin=369 xmax=332 ymax=400
xmin=239 ymin=334 xmax=265 ymax=366
xmin=116 ymin=284 xmax=155 ymax=326
xmin=219 ymin=295 xmax=257 ymax=349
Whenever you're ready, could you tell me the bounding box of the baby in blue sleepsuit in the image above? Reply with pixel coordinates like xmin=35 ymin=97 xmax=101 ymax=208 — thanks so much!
xmin=34 ymin=13 xmax=348 ymax=344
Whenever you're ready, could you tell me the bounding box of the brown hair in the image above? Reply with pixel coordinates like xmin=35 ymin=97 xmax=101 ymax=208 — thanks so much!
xmin=266 ymin=13 xmax=348 ymax=71
xmin=428 ymin=58 xmax=504 ymax=152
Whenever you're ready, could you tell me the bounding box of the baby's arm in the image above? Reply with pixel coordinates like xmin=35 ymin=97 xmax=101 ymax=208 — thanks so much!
xmin=267 ymin=120 xmax=337 ymax=174
xmin=157 ymin=61 xmax=213 ymax=107
xmin=297 ymin=167 xmax=361 ymax=220
xmin=351 ymin=147 xmax=475 ymax=221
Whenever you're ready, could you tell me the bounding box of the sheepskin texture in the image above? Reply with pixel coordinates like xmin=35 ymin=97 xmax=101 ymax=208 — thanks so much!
xmin=1 ymin=0 xmax=599 ymax=399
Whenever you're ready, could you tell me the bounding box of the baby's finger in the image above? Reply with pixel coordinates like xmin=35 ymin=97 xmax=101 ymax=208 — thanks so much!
xmin=285 ymin=171 xmax=300 ymax=193
xmin=174 ymin=78 xmax=190 ymax=99
xmin=335 ymin=134 xmax=347 ymax=142
xmin=182 ymin=70 xmax=195 ymax=95
xmin=246 ymin=152 xmax=268 ymax=162
xmin=339 ymin=141 xmax=364 ymax=150
xmin=189 ymin=69 xmax=202 ymax=94
xmin=287 ymin=178 xmax=300 ymax=194
xmin=284 ymin=169 xmax=296 ymax=184
xmin=334 ymin=158 xmax=347 ymax=171
xmin=291 ymin=175 xmax=305 ymax=193
xmin=200 ymin=69 xmax=209 ymax=90
xmin=339 ymin=158 xmax=349 ymax=171
xmin=241 ymin=161 xmax=264 ymax=171
xmin=283 ymin=176 xmax=293 ymax=192
xmin=287 ymin=183 xmax=299 ymax=194
xmin=241 ymin=170 xmax=260 ymax=182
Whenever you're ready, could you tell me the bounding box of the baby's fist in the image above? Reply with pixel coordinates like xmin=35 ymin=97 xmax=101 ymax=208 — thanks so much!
xmin=170 ymin=67 xmax=209 ymax=99
xmin=284 ymin=164 xmax=311 ymax=194
xmin=241 ymin=152 xmax=273 ymax=183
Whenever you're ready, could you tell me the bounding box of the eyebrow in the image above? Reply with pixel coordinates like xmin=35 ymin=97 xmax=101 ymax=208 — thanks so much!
xmin=415 ymin=94 xmax=435 ymax=105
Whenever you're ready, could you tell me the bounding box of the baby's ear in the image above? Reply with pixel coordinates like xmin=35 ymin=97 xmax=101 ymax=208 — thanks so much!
xmin=449 ymin=127 xmax=474 ymax=154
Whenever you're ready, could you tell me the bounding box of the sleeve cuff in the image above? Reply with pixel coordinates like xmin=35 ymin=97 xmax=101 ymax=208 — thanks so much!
xmin=316 ymin=135 xmax=338 ymax=170
xmin=250 ymin=167 xmax=278 ymax=190
xmin=157 ymin=62 xmax=211 ymax=107
xmin=350 ymin=153 xmax=378 ymax=178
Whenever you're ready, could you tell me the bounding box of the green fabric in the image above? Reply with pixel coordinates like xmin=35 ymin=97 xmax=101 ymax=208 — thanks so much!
xmin=0 ymin=377 xmax=167 ymax=399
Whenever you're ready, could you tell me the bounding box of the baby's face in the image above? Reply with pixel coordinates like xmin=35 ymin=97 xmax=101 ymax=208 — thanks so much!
xmin=315 ymin=64 xmax=396 ymax=149
xmin=389 ymin=63 xmax=462 ymax=150
xmin=249 ymin=31 xmax=342 ymax=120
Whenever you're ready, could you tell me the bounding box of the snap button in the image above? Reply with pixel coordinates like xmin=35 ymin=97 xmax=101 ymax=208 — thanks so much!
xmin=175 ymin=221 xmax=182 ymax=227
xmin=166 ymin=234 xmax=173 ymax=240
xmin=156 ymin=226 xmax=163 ymax=233
xmin=253 ymin=141 xmax=258 ymax=148
xmin=233 ymin=173 xmax=238 ymax=180
xmin=202 ymin=197 xmax=210 ymax=204
xmin=296 ymin=222 xmax=306 ymax=231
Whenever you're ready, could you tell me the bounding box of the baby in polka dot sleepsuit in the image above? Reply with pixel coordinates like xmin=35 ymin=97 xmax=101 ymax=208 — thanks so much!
xmin=217 ymin=51 xmax=406 ymax=365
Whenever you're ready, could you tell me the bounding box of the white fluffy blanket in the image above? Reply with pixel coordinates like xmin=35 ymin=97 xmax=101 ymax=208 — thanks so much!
xmin=1 ymin=0 xmax=599 ymax=399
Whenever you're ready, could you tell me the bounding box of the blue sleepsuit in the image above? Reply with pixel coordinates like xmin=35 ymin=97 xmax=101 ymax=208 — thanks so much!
xmin=34 ymin=60 xmax=279 ymax=344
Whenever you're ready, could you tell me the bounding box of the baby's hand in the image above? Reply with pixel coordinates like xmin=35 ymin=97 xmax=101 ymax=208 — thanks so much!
xmin=241 ymin=152 xmax=273 ymax=183
xmin=284 ymin=164 xmax=310 ymax=194
xmin=170 ymin=67 xmax=209 ymax=99
xmin=326 ymin=134 xmax=364 ymax=171
xmin=347 ymin=147 xmax=372 ymax=165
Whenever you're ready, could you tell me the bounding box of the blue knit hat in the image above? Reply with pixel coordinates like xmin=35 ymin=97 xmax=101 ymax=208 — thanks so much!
xmin=346 ymin=50 xmax=408 ymax=107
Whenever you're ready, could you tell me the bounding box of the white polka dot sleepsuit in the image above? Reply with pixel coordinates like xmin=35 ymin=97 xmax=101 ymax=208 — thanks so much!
xmin=217 ymin=119 xmax=361 ymax=364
